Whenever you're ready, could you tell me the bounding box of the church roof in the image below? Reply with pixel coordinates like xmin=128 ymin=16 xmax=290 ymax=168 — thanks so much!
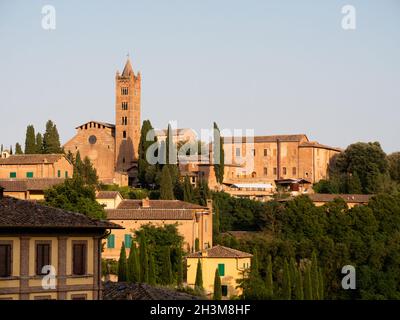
xmin=121 ymin=58 xmax=134 ymax=76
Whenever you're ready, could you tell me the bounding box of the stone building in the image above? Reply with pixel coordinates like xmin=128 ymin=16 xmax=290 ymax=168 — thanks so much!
xmin=0 ymin=191 xmax=121 ymax=300
xmin=102 ymin=197 xmax=213 ymax=260
xmin=64 ymin=57 xmax=141 ymax=186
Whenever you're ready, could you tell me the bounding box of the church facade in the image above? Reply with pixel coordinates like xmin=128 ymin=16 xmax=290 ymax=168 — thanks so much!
xmin=64 ymin=58 xmax=141 ymax=185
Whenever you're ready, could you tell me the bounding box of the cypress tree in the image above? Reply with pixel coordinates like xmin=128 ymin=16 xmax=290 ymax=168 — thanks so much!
xmin=311 ymin=251 xmax=320 ymax=300
xmin=24 ymin=125 xmax=36 ymax=154
xmin=117 ymin=242 xmax=128 ymax=282
xmin=127 ymin=244 xmax=139 ymax=283
xmin=304 ymin=266 xmax=313 ymax=300
xmin=195 ymin=259 xmax=203 ymax=290
xmin=139 ymin=234 xmax=149 ymax=283
xmin=265 ymin=255 xmax=273 ymax=298
xmin=15 ymin=143 xmax=23 ymax=154
xmin=9 ymin=145 xmax=12 ymax=155
xmin=165 ymin=123 xmax=177 ymax=165
xmin=295 ymin=269 xmax=304 ymax=300
xmin=194 ymin=238 xmax=200 ymax=252
xmin=160 ymin=246 xmax=173 ymax=285
xmin=43 ymin=120 xmax=62 ymax=154
xmin=282 ymin=259 xmax=291 ymax=300
xmin=148 ymin=252 xmax=156 ymax=285
xmin=82 ymin=156 xmax=99 ymax=185
xmin=160 ymin=165 xmax=174 ymax=200
xmin=213 ymin=122 xmax=224 ymax=184
xmin=183 ymin=175 xmax=194 ymax=203
xmin=1 ymin=144 xmax=3 ymax=152
xmin=176 ymin=249 xmax=183 ymax=288
xmin=138 ymin=120 xmax=157 ymax=186
xmin=318 ymin=268 xmax=324 ymax=300
xmin=213 ymin=269 xmax=222 ymax=300
xmin=289 ymin=258 xmax=297 ymax=297
xmin=36 ymin=133 xmax=43 ymax=154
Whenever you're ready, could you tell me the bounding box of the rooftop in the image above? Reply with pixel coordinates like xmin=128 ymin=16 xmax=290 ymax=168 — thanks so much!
xmin=308 ymin=193 xmax=374 ymax=203
xmin=0 ymin=178 xmax=65 ymax=192
xmin=0 ymin=154 xmax=66 ymax=165
xmin=0 ymin=196 xmax=122 ymax=230
xmin=299 ymin=141 xmax=342 ymax=152
xmin=96 ymin=191 xmax=122 ymax=199
xmin=222 ymin=134 xmax=309 ymax=144
xmin=187 ymin=245 xmax=253 ymax=258
xmin=116 ymin=199 xmax=207 ymax=210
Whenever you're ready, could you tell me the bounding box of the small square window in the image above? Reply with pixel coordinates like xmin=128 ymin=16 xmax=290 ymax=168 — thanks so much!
xmin=57 ymin=170 xmax=61 ymax=178
xmin=26 ymin=172 xmax=34 ymax=178
xmin=9 ymin=172 xmax=16 ymax=178
xmin=264 ymin=149 xmax=268 ymax=157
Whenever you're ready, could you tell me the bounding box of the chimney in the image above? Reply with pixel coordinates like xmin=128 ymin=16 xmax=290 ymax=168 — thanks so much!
xmin=142 ymin=197 xmax=150 ymax=208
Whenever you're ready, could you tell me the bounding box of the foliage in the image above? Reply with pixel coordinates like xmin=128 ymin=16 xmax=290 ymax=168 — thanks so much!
xmin=213 ymin=269 xmax=222 ymax=300
xmin=117 ymin=243 xmax=128 ymax=282
xmin=127 ymin=245 xmax=140 ymax=283
xmin=138 ymin=120 xmax=160 ymax=187
xmin=43 ymin=120 xmax=62 ymax=154
xmin=15 ymin=143 xmax=23 ymax=154
xmin=213 ymin=122 xmax=224 ymax=184
xmin=24 ymin=125 xmax=36 ymax=154
xmin=160 ymin=165 xmax=174 ymax=200
xmin=195 ymin=259 xmax=203 ymax=290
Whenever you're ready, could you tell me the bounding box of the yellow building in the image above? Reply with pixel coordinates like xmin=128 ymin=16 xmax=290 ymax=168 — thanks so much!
xmin=102 ymin=198 xmax=213 ymax=260
xmin=186 ymin=245 xmax=252 ymax=299
xmin=0 ymin=154 xmax=73 ymax=180
xmin=96 ymin=191 xmax=123 ymax=209
xmin=0 ymin=190 xmax=122 ymax=300
xmin=0 ymin=178 xmax=65 ymax=200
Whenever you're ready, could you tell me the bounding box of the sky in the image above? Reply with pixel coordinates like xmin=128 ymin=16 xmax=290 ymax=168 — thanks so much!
xmin=0 ymin=0 xmax=399 ymax=153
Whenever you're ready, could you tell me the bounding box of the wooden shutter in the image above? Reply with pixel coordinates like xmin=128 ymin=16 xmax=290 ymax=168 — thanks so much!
xmin=36 ymin=244 xmax=50 ymax=275
xmin=0 ymin=245 xmax=11 ymax=277
xmin=218 ymin=263 xmax=225 ymax=276
xmin=73 ymin=244 xmax=86 ymax=275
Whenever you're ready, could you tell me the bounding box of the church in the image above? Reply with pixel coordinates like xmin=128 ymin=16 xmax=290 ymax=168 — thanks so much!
xmin=64 ymin=58 xmax=141 ymax=186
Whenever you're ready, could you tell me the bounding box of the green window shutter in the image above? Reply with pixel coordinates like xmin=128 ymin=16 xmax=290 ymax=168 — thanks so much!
xmin=26 ymin=172 xmax=33 ymax=178
xmin=10 ymin=172 xmax=16 ymax=178
xmin=218 ymin=263 xmax=225 ymax=276
xmin=57 ymin=170 xmax=61 ymax=178
xmin=107 ymin=234 xmax=115 ymax=249
xmin=124 ymin=234 xmax=132 ymax=248
xmin=65 ymin=171 xmax=68 ymax=178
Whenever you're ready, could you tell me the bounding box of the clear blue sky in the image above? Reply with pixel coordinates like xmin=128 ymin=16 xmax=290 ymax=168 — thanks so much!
xmin=0 ymin=0 xmax=399 ymax=152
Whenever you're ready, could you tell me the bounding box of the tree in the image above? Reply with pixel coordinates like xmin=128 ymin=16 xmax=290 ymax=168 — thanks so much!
xmin=160 ymin=165 xmax=174 ymax=200
xmin=9 ymin=145 xmax=12 ymax=155
xmin=127 ymin=244 xmax=140 ymax=283
xmin=195 ymin=238 xmax=200 ymax=252
xmin=318 ymin=268 xmax=324 ymax=300
xmin=36 ymin=133 xmax=43 ymax=154
xmin=139 ymin=234 xmax=149 ymax=283
xmin=148 ymin=252 xmax=156 ymax=285
xmin=43 ymin=120 xmax=62 ymax=154
xmin=311 ymin=252 xmax=320 ymax=300
xmin=160 ymin=246 xmax=173 ymax=285
xmin=388 ymin=152 xmax=400 ymax=183
xmin=176 ymin=249 xmax=183 ymax=288
xmin=304 ymin=266 xmax=313 ymax=300
xmin=118 ymin=242 xmax=128 ymax=282
xmin=15 ymin=143 xmax=23 ymax=154
xmin=183 ymin=175 xmax=194 ymax=203
xmin=265 ymin=255 xmax=273 ymax=298
xmin=165 ymin=123 xmax=177 ymax=166
xmin=138 ymin=120 xmax=159 ymax=187
xmin=44 ymin=177 xmax=105 ymax=219
xmin=282 ymin=259 xmax=291 ymax=300
xmin=195 ymin=259 xmax=203 ymax=290
xmin=295 ymin=268 xmax=304 ymax=300
xmin=24 ymin=125 xmax=36 ymax=154
xmin=213 ymin=122 xmax=224 ymax=184
xmin=213 ymin=269 xmax=222 ymax=300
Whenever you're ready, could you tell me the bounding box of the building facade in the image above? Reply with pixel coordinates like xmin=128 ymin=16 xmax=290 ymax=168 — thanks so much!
xmin=0 ymin=178 xmax=65 ymax=200
xmin=102 ymin=198 xmax=213 ymax=260
xmin=186 ymin=246 xmax=252 ymax=299
xmin=0 ymin=192 xmax=121 ymax=300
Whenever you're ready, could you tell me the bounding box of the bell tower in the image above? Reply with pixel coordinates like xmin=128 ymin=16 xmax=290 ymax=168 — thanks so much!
xmin=115 ymin=57 xmax=141 ymax=176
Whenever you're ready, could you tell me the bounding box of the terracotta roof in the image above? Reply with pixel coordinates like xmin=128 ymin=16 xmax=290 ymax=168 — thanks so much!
xmin=0 ymin=178 xmax=65 ymax=192
xmin=154 ymin=128 xmax=195 ymax=137
xmin=187 ymin=245 xmax=253 ymax=258
xmin=116 ymin=199 xmax=207 ymax=210
xmin=103 ymin=281 xmax=202 ymax=300
xmin=308 ymin=194 xmax=374 ymax=203
xmin=0 ymin=154 xmax=65 ymax=165
xmin=0 ymin=196 xmax=122 ymax=229
xmin=96 ymin=191 xmax=121 ymax=199
xmin=107 ymin=209 xmax=195 ymax=220
xmin=222 ymin=134 xmax=308 ymax=144
xmin=75 ymin=121 xmax=115 ymax=129
xmin=299 ymin=141 xmax=342 ymax=152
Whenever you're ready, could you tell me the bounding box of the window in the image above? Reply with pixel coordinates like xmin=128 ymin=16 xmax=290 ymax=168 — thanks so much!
xmin=107 ymin=235 xmax=115 ymax=249
xmin=283 ymin=167 xmax=287 ymax=175
xmin=122 ymin=102 xmax=128 ymax=110
xmin=71 ymin=294 xmax=87 ymax=300
xmin=252 ymin=149 xmax=256 ymax=156
xmin=9 ymin=172 xmax=16 ymax=178
xmin=36 ymin=243 xmax=50 ymax=275
xmin=0 ymin=244 xmax=12 ymax=277
xmin=218 ymin=263 xmax=225 ymax=276
xmin=221 ymin=285 xmax=228 ymax=297
xmin=123 ymin=131 xmax=127 ymax=139
xmin=65 ymin=171 xmax=68 ymax=178
xmin=264 ymin=149 xmax=268 ymax=157
xmin=121 ymin=87 xmax=128 ymax=95
xmin=273 ymin=167 xmax=277 ymax=175
xmin=236 ymin=148 xmax=241 ymax=157
xmin=124 ymin=234 xmax=132 ymax=249
xmin=26 ymin=172 xmax=34 ymax=178
xmin=292 ymin=167 xmax=297 ymax=176
xmin=72 ymin=243 xmax=87 ymax=275
xmin=57 ymin=170 xmax=61 ymax=178
xmin=263 ymin=167 xmax=268 ymax=176
xmin=121 ymin=116 xmax=128 ymax=125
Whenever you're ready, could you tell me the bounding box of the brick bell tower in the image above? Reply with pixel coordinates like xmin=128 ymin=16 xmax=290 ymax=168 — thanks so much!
xmin=115 ymin=56 xmax=141 ymax=180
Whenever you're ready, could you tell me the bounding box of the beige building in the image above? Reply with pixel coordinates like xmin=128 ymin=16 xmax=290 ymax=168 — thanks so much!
xmin=308 ymin=193 xmax=374 ymax=208
xmin=0 ymin=191 xmax=122 ymax=300
xmin=0 ymin=178 xmax=65 ymax=200
xmin=96 ymin=191 xmax=123 ymax=209
xmin=186 ymin=245 xmax=252 ymax=299
xmin=64 ymin=57 xmax=141 ymax=186
xmin=0 ymin=154 xmax=73 ymax=180
xmin=102 ymin=198 xmax=213 ymax=260
xmin=154 ymin=128 xmax=197 ymax=145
